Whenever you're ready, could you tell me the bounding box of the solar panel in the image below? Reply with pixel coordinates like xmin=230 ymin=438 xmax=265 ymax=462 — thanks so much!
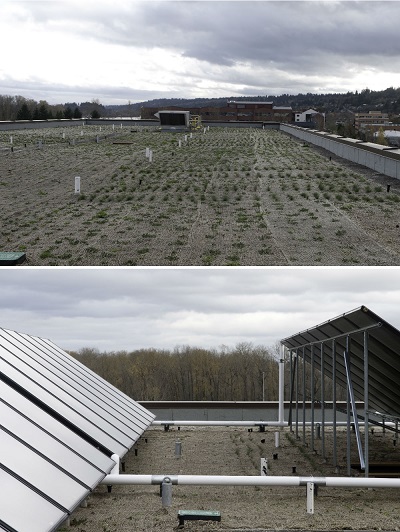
xmin=281 ymin=305 xmax=400 ymax=417
xmin=0 ymin=469 xmax=67 ymax=532
xmin=0 ymin=328 xmax=155 ymax=532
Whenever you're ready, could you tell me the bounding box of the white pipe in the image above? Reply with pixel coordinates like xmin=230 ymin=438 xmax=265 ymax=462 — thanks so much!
xmin=101 ymin=475 xmax=299 ymax=487
xmin=100 ymin=474 xmax=400 ymax=489
xmin=151 ymin=420 xmax=369 ymax=427
xmin=151 ymin=420 xmax=287 ymax=427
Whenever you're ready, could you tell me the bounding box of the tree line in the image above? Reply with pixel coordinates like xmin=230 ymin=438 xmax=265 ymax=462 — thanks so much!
xmin=69 ymin=342 xmax=346 ymax=402
xmin=0 ymin=94 xmax=105 ymax=121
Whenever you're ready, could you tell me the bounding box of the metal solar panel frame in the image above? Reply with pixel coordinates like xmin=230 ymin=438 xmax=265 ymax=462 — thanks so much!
xmin=281 ymin=305 xmax=400 ymax=417
xmin=0 ymin=328 xmax=155 ymax=532
xmin=0 ymin=328 xmax=155 ymax=457
xmin=281 ymin=305 xmax=400 ymax=477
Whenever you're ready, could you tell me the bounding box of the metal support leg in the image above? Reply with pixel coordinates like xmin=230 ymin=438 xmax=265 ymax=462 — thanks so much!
xmin=307 ymin=482 xmax=314 ymax=514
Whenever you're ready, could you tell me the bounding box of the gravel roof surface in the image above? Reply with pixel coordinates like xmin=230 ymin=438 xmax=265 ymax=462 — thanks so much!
xmin=1 ymin=126 xmax=400 ymax=265
xmin=63 ymin=426 xmax=400 ymax=532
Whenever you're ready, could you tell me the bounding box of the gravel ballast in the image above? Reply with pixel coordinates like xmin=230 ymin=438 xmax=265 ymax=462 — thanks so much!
xmin=63 ymin=426 xmax=400 ymax=532
xmin=1 ymin=126 xmax=400 ymax=266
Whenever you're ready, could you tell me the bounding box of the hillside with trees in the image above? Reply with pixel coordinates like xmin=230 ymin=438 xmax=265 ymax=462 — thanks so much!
xmin=1 ymin=86 xmax=399 ymax=122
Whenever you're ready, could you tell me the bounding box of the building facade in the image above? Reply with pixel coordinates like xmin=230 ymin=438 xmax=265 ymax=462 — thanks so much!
xmin=141 ymin=101 xmax=293 ymax=123
xmin=354 ymin=111 xmax=390 ymax=131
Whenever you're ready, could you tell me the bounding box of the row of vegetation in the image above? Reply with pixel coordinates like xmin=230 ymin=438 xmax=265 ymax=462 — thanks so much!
xmin=70 ymin=343 xmax=346 ymax=402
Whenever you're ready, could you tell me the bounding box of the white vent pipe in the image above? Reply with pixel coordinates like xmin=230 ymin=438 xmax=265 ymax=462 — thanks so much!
xmin=100 ymin=474 xmax=400 ymax=489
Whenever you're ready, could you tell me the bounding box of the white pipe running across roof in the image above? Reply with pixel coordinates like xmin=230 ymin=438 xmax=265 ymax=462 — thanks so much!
xmin=100 ymin=474 xmax=400 ymax=489
xmin=151 ymin=420 xmax=287 ymax=426
xmin=151 ymin=420 xmax=378 ymax=427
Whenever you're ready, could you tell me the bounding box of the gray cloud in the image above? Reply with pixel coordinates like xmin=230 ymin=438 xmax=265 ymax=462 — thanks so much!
xmin=5 ymin=1 xmax=398 ymax=104
xmin=1 ymin=268 xmax=400 ymax=352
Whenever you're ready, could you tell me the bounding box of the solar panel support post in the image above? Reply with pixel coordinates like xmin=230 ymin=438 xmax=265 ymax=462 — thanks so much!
xmin=321 ymin=342 xmax=325 ymax=460
xmin=346 ymin=336 xmax=352 ymax=476
xmin=344 ymin=347 xmax=365 ymax=471
xmin=310 ymin=344 xmax=315 ymax=452
xmin=332 ymin=339 xmax=338 ymax=472
xmin=364 ymin=331 xmax=369 ymax=478
xmin=302 ymin=346 xmax=306 ymax=446
xmin=295 ymin=349 xmax=299 ymax=440
xmin=288 ymin=350 xmax=297 ymax=431
xmin=278 ymin=345 xmax=285 ymax=425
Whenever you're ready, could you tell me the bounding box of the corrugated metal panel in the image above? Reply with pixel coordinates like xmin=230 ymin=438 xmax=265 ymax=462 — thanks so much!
xmin=0 ymin=328 xmax=155 ymax=532
xmin=281 ymin=306 xmax=400 ymax=417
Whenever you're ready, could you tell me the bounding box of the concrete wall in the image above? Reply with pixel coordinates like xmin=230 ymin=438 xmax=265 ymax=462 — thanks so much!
xmin=140 ymin=401 xmax=356 ymax=423
xmin=0 ymin=119 xmax=85 ymax=131
xmin=281 ymin=124 xmax=400 ymax=180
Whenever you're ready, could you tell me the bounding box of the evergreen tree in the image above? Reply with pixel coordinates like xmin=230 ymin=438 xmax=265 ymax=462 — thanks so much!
xmin=16 ymin=103 xmax=32 ymax=120
xmin=64 ymin=106 xmax=73 ymax=119
xmin=38 ymin=102 xmax=49 ymax=120
xmin=73 ymin=106 xmax=82 ymax=119
xmin=91 ymin=109 xmax=101 ymax=119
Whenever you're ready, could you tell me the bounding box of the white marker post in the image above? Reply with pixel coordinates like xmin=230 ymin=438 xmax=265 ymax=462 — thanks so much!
xmin=75 ymin=176 xmax=81 ymax=194
xmin=307 ymin=482 xmax=315 ymax=514
xmin=9 ymin=136 xmax=13 ymax=144
xmin=149 ymin=150 xmax=153 ymax=163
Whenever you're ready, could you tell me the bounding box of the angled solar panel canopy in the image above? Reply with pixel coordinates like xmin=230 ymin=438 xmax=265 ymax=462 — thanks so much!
xmin=281 ymin=305 xmax=400 ymax=417
xmin=0 ymin=327 xmax=155 ymax=532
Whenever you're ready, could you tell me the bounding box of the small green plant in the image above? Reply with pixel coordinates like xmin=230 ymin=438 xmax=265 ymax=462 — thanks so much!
xmin=39 ymin=249 xmax=52 ymax=259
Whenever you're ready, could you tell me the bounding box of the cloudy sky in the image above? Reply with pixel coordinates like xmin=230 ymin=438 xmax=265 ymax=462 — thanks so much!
xmin=1 ymin=267 xmax=399 ymax=353
xmin=1 ymin=1 xmax=399 ymax=105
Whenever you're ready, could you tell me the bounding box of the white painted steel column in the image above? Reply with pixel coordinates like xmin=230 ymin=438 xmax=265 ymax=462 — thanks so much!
xmin=110 ymin=454 xmax=120 ymax=475
xmin=278 ymin=344 xmax=285 ymax=425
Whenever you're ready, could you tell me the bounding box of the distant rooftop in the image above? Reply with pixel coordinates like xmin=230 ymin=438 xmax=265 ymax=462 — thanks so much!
xmin=227 ymin=101 xmax=273 ymax=105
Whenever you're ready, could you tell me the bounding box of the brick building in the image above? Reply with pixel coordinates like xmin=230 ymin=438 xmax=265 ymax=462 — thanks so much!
xmin=354 ymin=111 xmax=390 ymax=131
xmin=141 ymin=101 xmax=293 ymax=123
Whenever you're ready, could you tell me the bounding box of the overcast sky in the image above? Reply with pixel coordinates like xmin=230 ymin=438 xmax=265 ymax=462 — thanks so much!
xmin=1 ymin=267 xmax=399 ymax=353
xmin=1 ymin=1 xmax=399 ymax=105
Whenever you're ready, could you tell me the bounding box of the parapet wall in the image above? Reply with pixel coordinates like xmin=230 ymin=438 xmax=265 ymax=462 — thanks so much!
xmin=280 ymin=124 xmax=400 ymax=180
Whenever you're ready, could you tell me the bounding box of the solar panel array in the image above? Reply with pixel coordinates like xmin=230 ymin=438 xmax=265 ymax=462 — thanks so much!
xmin=281 ymin=305 xmax=400 ymax=417
xmin=0 ymin=328 xmax=155 ymax=532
